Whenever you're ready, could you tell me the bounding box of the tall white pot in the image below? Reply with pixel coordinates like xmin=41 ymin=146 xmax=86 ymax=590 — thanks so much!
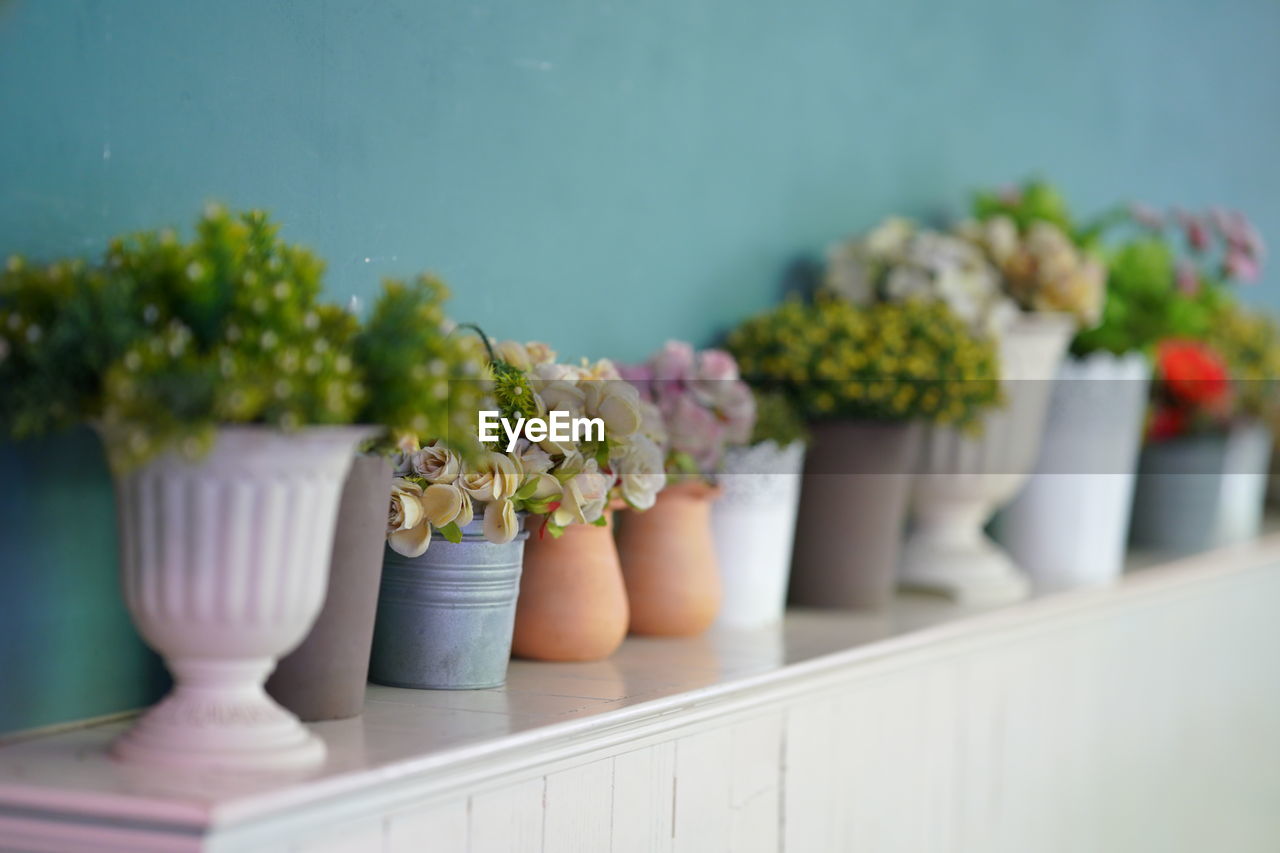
xmin=900 ymin=314 xmax=1073 ymax=605
xmin=710 ymin=441 xmax=805 ymax=629
xmin=107 ymin=425 xmax=372 ymax=770
xmin=994 ymin=352 xmax=1151 ymax=592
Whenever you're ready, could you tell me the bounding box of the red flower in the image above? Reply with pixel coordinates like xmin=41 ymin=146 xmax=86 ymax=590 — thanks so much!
xmin=1148 ymin=406 xmax=1188 ymax=441
xmin=1157 ymin=340 xmax=1231 ymax=408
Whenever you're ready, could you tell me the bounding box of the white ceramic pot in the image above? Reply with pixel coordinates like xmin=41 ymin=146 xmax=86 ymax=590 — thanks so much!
xmin=107 ymin=425 xmax=373 ymax=770
xmin=993 ymin=352 xmax=1151 ymax=592
xmin=1129 ymin=421 xmax=1273 ymax=554
xmin=710 ymin=440 xmax=805 ymax=628
xmin=899 ymin=314 xmax=1073 ymax=605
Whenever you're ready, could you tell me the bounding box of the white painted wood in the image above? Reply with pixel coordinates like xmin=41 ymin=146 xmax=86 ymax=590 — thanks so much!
xmin=672 ymin=727 xmax=733 ymax=853
xmin=2 ymin=538 xmax=1280 ymax=851
xmin=609 ymin=743 xmax=675 ymax=853
xmin=727 ymin=714 xmax=782 ymax=853
xmin=387 ymin=800 xmax=468 ymax=853
xmin=543 ymin=758 xmax=612 ymax=852
xmin=289 ymin=818 xmax=385 ymax=853
xmin=467 ymin=777 xmax=543 ymax=853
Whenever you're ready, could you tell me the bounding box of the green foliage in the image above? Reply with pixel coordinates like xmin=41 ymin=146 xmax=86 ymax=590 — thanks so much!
xmin=1071 ymin=238 xmax=1227 ymax=357
xmin=0 ymin=257 xmax=141 ymax=439
xmin=749 ymin=388 xmax=809 ymax=447
xmin=1204 ymin=302 xmax=1280 ymax=422
xmin=726 ymin=295 xmax=1002 ymax=429
xmin=98 ymin=205 xmax=367 ymax=470
xmin=973 ymin=179 xmax=1078 ymax=240
xmin=354 ymin=275 xmax=486 ymax=452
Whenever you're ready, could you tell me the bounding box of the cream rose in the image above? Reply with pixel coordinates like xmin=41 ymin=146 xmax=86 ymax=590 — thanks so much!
xmin=614 ymin=435 xmax=666 ymax=511
xmin=420 ymin=483 xmax=467 ymax=527
xmin=458 ymin=451 xmax=521 ymax=504
xmin=584 ymin=380 xmax=643 ymax=438
xmin=387 ymin=478 xmax=430 ymax=557
xmin=484 ymin=498 xmax=520 ymax=544
xmin=552 ymin=460 xmax=612 ymax=527
xmin=525 ymin=341 xmax=557 ymax=366
xmin=412 ymin=441 xmax=461 ymax=484
xmin=495 ymin=340 xmax=532 ymax=371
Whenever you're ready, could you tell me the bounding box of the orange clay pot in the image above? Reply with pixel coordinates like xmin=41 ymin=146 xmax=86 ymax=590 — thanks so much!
xmin=615 ymin=481 xmax=723 ymax=636
xmin=512 ymin=511 xmax=630 ymax=662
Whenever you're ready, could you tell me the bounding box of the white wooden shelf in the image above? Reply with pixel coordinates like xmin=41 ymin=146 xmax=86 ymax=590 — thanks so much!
xmin=3 ymin=536 xmax=1280 ymax=852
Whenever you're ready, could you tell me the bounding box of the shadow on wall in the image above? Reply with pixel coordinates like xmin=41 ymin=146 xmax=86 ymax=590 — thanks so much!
xmin=0 ymin=428 xmax=166 ymax=735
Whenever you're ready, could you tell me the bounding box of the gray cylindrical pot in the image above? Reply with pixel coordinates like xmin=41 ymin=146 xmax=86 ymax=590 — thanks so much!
xmin=267 ymin=454 xmax=394 ymax=721
xmin=1130 ymin=421 xmax=1273 ymax=554
xmin=369 ymin=514 xmax=528 ymax=690
xmin=788 ymin=420 xmax=920 ymax=610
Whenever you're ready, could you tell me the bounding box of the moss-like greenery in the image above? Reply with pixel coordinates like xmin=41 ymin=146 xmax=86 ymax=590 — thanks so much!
xmin=726 ymin=295 xmax=1002 ymax=430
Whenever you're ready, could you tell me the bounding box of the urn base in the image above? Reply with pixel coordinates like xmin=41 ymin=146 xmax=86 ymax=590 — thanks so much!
xmin=112 ymin=658 xmax=325 ymax=771
xmin=899 ymin=524 xmax=1029 ymax=606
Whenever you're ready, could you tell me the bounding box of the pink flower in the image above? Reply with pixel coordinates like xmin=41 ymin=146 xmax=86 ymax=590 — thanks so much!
xmin=695 ymin=348 xmax=739 ymax=382
xmin=652 ymin=340 xmax=695 ymax=382
xmin=1175 ymin=260 xmax=1200 ymax=295
xmin=1175 ymin=209 xmax=1209 ymax=252
xmin=667 ymin=394 xmax=726 ymax=471
xmin=1223 ymin=249 xmax=1261 ymax=283
xmin=1129 ymin=203 xmax=1164 ymax=230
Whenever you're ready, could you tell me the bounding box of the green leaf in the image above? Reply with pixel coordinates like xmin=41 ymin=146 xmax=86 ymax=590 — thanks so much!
xmin=439 ymin=522 xmax=463 ymax=544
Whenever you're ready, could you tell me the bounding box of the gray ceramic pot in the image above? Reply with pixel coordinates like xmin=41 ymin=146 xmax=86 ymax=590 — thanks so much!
xmin=369 ymin=514 xmax=528 ymax=690
xmin=1129 ymin=421 xmax=1273 ymax=554
xmin=267 ymin=454 xmax=394 ymax=721
xmin=788 ymin=420 xmax=921 ymax=610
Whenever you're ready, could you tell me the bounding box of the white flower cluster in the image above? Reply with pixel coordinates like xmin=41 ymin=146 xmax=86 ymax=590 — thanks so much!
xmin=386 ymin=340 xmax=668 ymax=556
xmin=825 ymin=217 xmax=1020 ymax=339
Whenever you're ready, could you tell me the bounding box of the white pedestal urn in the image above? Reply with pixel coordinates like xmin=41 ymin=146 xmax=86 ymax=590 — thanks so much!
xmin=993 ymin=352 xmax=1151 ymax=592
xmin=900 ymin=314 xmax=1074 ymax=605
xmin=710 ymin=440 xmax=805 ymax=629
xmin=106 ymin=425 xmax=373 ymax=771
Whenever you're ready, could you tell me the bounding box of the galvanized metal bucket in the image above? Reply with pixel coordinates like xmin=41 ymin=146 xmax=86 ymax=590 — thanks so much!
xmin=369 ymin=514 xmax=528 ymax=690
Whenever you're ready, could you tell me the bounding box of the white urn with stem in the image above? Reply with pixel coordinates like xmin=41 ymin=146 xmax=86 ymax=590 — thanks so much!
xmin=108 ymin=425 xmax=373 ymax=771
xmin=899 ymin=314 xmax=1074 ymax=605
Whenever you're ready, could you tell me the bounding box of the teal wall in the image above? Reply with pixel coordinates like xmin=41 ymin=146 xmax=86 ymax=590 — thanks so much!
xmin=2 ymin=0 xmax=1279 ymax=732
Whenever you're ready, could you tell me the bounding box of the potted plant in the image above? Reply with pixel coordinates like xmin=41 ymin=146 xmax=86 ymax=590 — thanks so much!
xmin=727 ymin=295 xmax=1000 ymax=610
xmin=30 ymin=205 xmax=384 ymax=770
xmin=707 ymin=388 xmax=807 ymax=628
xmin=826 ymin=215 xmax=1080 ymax=604
xmin=616 ymin=342 xmax=755 ymax=636
xmin=370 ymin=336 xmax=658 ymax=683
xmin=266 ymin=275 xmax=483 ymax=721
xmin=962 ymin=181 xmax=1150 ymax=592
xmin=509 ymin=342 xmax=668 ymax=662
xmin=1131 ymin=309 xmax=1279 ymax=553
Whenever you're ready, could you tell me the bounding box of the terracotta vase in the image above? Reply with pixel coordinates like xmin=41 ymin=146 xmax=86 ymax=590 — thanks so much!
xmin=616 ymin=481 xmax=722 ymax=636
xmin=512 ymin=511 xmax=629 ymax=661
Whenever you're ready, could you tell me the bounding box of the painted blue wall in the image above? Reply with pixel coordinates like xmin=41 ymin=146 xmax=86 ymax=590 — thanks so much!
xmin=2 ymin=0 xmax=1279 ymax=732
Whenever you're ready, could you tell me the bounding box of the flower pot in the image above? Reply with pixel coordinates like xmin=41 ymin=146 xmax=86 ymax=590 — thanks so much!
xmin=900 ymin=314 xmax=1074 ymax=605
xmin=369 ymin=514 xmax=528 ymax=689
xmin=993 ymin=352 xmax=1151 ymax=592
xmin=788 ymin=422 xmax=920 ymax=610
xmin=1129 ymin=421 xmax=1273 ymax=554
xmin=710 ymin=441 xmax=806 ymax=628
xmin=106 ymin=425 xmax=373 ymax=771
xmin=616 ymin=481 xmax=722 ymax=636
xmin=267 ymin=454 xmax=394 ymax=721
xmin=512 ymin=511 xmax=629 ymax=662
